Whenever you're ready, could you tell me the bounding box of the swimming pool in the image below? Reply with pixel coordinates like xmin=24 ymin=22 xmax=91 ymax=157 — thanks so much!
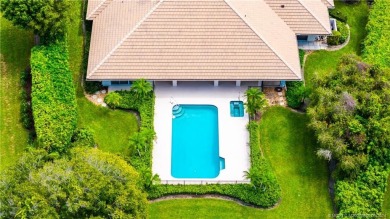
xmin=171 ymin=105 xmax=221 ymax=178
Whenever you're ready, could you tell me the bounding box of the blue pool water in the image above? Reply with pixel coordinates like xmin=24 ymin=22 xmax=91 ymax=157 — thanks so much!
xmin=171 ymin=105 xmax=220 ymax=178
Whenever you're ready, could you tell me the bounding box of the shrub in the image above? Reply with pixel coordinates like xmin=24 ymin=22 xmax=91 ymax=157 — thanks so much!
xmin=363 ymin=0 xmax=390 ymax=69
xmin=30 ymin=42 xmax=77 ymax=153
xmin=336 ymin=166 xmax=388 ymax=217
xmin=327 ymin=31 xmax=342 ymax=46
xmin=286 ymin=81 xmax=308 ymax=109
xmin=299 ymin=49 xmax=305 ymax=67
xmin=84 ymin=81 xmax=103 ymax=94
xmin=104 ymin=92 xmax=122 ymax=108
xmin=71 ymin=128 xmax=96 ymax=148
xmin=20 ymin=70 xmax=34 ymax=130
xmin=329 ymin=9 xmax=348 ymax=23
xmin=337 ymin=21 xmax=349 ymax=44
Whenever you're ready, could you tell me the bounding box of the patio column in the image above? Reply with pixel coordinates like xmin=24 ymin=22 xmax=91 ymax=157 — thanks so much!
xmin=258 ymin=81 xmax=262 ymax=86
xmin=236 ymin=80 xmax=241 ymax=87
xmin=172 ymin=80 xmax=177 ymax=87
xmin=214 ymin=80 xmax=219 ymax=87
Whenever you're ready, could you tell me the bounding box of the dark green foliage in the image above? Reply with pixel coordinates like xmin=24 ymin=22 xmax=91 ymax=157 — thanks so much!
xmin=0 ymin=0 xmax=71 ymax=42
xmin=19 ymin=70 xmax=33 ymax=130
xmin=0 ymin=147 xmax=148 ymax=218
xmin=336 ymin=166 xmax=388 ymax=217
xmin=328 ymin=31 xmax=342 ymax=46
xmin=308 ymin=54 xmax=390 ymax=214
xmin=363 ymin=0 xmax=390 ymax=69
xmin=286 ymin=81 xmax=308 ymax=109
xmin=71 ymin=128 xmax=95 ymax=148
xmin=329 ymin=8 xmax=348 ymax=22
xmin=309 ymin=54 xmax=390 ymax=177
xmin=31 ymin=42 xmax=77 ymax=153
xmin=337 ymin=21 xmax=349 ymax=45
xmin=84 ymin=81 xmax=104 ymax=94
xmin=345 ymin=0 xmax=361 ymax=4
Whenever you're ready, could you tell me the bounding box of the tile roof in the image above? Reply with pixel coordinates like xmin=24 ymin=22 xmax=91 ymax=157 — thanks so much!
xmin=263 ymin=0 xmax=332 ymax=35
xmin=86 ymin=0 xmax=331 ymax=81
xmin=322 ymin=0 xmax=335 ymax=8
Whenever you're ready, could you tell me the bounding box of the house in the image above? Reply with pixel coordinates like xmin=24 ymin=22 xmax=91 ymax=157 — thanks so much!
xmin=86 ymin=0 xmax=333 ymax=88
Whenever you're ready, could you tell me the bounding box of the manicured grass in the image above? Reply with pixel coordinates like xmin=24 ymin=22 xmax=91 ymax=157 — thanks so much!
xmin=304 ymin=1 xmax=369 ymax=88
xmin=67 ymin=0 xmax=139 ymax=154
xmin=0 ymin=15 xmax=33 ymax=171
xmin=150 ymin=107 xmax=332 ymax=218
xmin=77 ymin=99 xmax=138 ymax=154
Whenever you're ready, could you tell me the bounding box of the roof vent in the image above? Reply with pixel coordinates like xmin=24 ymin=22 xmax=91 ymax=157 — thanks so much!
xmin=281 ymin=4 xmax=285 ymax=8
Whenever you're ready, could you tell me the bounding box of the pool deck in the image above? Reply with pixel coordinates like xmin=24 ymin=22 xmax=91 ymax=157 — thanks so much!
xmin=153 ymin=82 xmax=250 ymax=184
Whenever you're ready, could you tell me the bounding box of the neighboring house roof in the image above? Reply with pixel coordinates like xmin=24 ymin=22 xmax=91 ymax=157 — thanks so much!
xmin=86 ymin=0 xmax=331 ymax=81
xmin=263 ymin=0 xmax=332 ymax=35
xmin=322 ymin=0 xmax=335 ymax=8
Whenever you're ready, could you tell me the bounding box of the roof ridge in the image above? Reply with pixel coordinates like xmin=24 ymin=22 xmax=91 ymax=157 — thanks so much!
xmin=87 ymin=0 xmax=111 ymax=20
xmin=88 ymin=0 xmax=165 ymax=77
xmin=297 ymin=0 xmax=331 ymax=34
xmin=223 ymin=0 xmax=300 ymax=79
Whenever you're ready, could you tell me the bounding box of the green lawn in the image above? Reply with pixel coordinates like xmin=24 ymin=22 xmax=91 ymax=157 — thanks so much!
xmin=150 ymin=107 xmax=332 ymax=218
xmin=304 ymin=1 xmax=369 ymax=88
xmin=67 ymin=0 xmax=139 ymax=154
xmin=0 ymin=15 xmax=33 ymax=171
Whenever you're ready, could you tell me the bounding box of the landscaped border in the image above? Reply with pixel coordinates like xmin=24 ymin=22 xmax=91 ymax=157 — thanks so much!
xmin=106 ymin=90 xmax=281 ymax=208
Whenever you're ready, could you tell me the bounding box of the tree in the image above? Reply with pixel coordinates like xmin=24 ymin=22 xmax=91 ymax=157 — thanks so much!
xmin=0 ymin=148 xmax=148 ymax=218
xmin=0 ymin=0 xmax=71 ymax=42
xmin=244 ymin=88 xmax=267 ymax=120
xmin=131 ymin=79 xmax=153 ymax=99
xmin=308 ymin=54 xmax=390 ymax=178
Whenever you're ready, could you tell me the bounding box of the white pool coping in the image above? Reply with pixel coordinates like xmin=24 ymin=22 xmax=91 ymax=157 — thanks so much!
xmin=153 ymin=82 xmax=251 ymax=184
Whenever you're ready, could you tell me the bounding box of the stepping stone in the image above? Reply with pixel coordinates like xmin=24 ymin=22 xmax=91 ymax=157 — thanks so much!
xmin=277 ymin=92 xmax=283 ymax=96
xmin=97 ymin=98 xmax=103 ymax=103
xmin=279 ymin=97 xmax=284 ymax=101
xmin=101 ymin=103 xmax=107 ymax=107
xmin=101 ymin=90 xmax=107 ymax=94
xmin=95 ymin=91 xmax=101 ymax=95
xmin=92 ymin=95 xmax=97 ymax=99
xmin=279 ymin=101 xmax=285 ymax=106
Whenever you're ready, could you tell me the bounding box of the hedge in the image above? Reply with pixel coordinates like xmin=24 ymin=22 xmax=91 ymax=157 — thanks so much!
xmin=105 ymin=90 xmax=281 ymax=207
xmin=363 ymin=0 xmax=390 ymax=69
xmin=328 ymin=30 xmax=342 ymax=46
xmin=337 ymin=20 xmax=349 ymax=45
xmin=286 ymin=81 xmax=307 ymax=109
xmin=31 ymin=42 xmax=77 ymax=152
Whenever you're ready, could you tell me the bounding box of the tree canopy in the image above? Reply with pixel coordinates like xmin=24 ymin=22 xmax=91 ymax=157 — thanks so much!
xmin=0 ymin=148 xmax=148 ymax=218
xmin=308 ymin=54 xmax=390 ymax=178
xmin=0 ymin=0 xmax=71 ymax=41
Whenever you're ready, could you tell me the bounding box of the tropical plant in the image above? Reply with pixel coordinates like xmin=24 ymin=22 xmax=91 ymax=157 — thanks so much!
xmin=131 ymin=79 xmax=153 ymax=99
xmin=0 ymin=0 xmax=71 ymax=42
xmin=104 ymin=92 xmax=122 ymax=109
xmin=129 ymin=132 xmax=147 ymax=157
xmin=244 ymin=88 xmax=267 ymax=120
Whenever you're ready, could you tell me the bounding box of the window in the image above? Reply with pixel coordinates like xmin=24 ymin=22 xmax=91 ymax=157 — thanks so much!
xmin=111 ymin=81 xmax=130 ymax=85
xmin=297 ymin=35 xmax=308 ymax=41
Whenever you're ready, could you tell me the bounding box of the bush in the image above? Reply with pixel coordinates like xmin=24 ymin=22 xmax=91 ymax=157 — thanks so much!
xmin=336 ymin=166 xmax=388 ymax=217
xmin=104 ymin=92 xmax=122 ymax=109
xmin=71 ymin=128 xmax=96 ymax=148
xmin=363 ymin=0 xmax=390 ymax=69
xmin=30 ymin=42 xmax=77 ymax=153
xmin=286 ymin=81 xmax=308 ymax=109
xmin=337 ymin=21 xmax=349 ymax=44
xmin=84 ymin=81 xmax=104 ymax=94
xmin=329 ymin=9 xmax=348 ymax=23
xmin=328 ymin=31 xmax=342 ymax=46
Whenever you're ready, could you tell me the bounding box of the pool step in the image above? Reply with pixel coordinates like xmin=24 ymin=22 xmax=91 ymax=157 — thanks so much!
xmin=172 ymin=105 xmax=185 ymax=118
